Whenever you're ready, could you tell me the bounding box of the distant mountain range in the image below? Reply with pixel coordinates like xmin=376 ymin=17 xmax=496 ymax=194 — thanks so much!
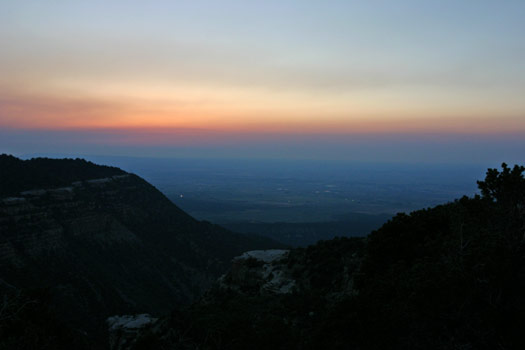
xmin=0 ymin=155 xmax=280 ymax=348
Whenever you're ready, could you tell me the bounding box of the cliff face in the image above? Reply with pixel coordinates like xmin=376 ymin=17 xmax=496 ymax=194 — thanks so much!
xmin=0 ymin=158 xmax=279 ymax=340
xmin=0 ymin=175 xmax=134 ymax=268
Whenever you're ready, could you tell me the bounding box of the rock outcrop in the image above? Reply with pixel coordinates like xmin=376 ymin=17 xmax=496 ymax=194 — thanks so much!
xmin=107 ymin=314 xmax=158 ymax=350
xmin=216 ymin=249 xmax=296 ymax=295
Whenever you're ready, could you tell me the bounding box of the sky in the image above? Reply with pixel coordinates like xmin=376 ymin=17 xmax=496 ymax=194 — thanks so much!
xmin=1 ymin=0 xmax=525 ymax=163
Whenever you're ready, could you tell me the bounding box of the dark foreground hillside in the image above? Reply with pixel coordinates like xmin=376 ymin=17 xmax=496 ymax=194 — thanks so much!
xmin=0 ymin=155 xmax=280 ymax=349
xmin=126 ymin=163 xmax=525 ymax=350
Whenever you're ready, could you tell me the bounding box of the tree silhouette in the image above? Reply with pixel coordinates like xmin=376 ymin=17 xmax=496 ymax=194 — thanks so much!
xmin=477 ymin=163 xmax=525 ymax=208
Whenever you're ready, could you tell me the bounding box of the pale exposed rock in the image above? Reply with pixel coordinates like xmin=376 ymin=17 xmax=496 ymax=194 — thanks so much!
xmin=216 ymin=249 xmax=295 ymax=296
xmin=107 ymin=314 xmax=158 ymax=331
xmin=20 ymin=189 xmax=47 ymax=196
xmin=2 ymin=197 xmax=26 ymax=205
xmin=107 ymin=314 xmax=158 ymax=350
xmin=49 ymin=186 xmax=73 ymax=193
xmin=87 ymin=177 xmax=112 ymax=184
xmin=234 ymin=249 xmax=289 ymax=263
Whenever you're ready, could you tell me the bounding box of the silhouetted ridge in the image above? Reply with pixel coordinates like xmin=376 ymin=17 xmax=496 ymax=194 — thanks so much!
xmin=0 ymin=154 xmax=126 ymax=197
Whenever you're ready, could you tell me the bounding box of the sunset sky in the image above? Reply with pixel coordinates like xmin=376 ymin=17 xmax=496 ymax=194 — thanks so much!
xmin=1 ymin=1 xmax=525 ymax=162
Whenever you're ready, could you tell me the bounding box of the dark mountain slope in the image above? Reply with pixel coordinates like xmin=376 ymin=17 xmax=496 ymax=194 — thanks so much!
xmin=0 ymin=154 xmax=125 ymax=197
xmin=0 ymin=156 xmax=280 ymax=348
xmin=129 ymin=164 xmax=525 ymax=350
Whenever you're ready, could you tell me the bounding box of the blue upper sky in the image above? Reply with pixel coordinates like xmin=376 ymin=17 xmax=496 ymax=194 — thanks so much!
xmin=1 ymin=1 xmax=524 ymax=162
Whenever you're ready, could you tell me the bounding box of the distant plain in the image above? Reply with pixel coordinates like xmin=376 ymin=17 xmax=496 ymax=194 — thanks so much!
xmin=23 ymin=155 xmax=489 ymax=245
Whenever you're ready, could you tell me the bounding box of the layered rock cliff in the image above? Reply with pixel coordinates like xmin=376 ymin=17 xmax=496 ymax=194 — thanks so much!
xmin=0 ymin=156 xmax=279 ymax=345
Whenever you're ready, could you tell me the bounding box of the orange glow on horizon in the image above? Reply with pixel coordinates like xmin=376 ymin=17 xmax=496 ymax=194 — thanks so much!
xmin=2 ymin=87 xmax=525 ymax=137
